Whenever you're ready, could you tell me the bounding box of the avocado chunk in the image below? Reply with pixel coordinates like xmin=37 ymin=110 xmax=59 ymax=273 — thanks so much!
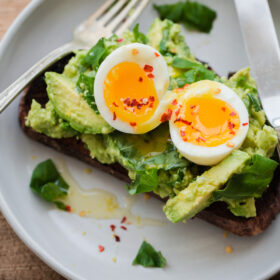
xmin=163 ymin=150 xmax=250 ymax=222
xmin=46 ymin=72 xmax=113 ymax=134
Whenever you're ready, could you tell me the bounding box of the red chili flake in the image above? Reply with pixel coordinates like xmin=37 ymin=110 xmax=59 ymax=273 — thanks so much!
xmin=124 ymin=97 xmax=131 ymax=106
xmin=172 ymin=99 xmax=178 ymax=106
xmin=121 ymin=216 xmax=127 ymax=224
xmin=120 ymin=226 xmax=127 ymax=231
xmin=149 ymin=96 xmax=155 ymax=102
xmin=230 ymin=112 xmax=236 ymax=116
xmin=139 ymin=77 xmax=143 ymax=82
xmin=175 ymin=109 xmax=180 ymax=117
xmin=160 ymin=109 xmax=172 ymax=122
xmin=174 ymin=118 xmax=192 ymax=126
xmin=113 ymin=102 xmax=119 ymax=107
xmin=131 ymin=99 xmax=138 ymax=107
xmin=144 ymin=64 xmax=153 ymax=72
xmin=155 ymin=52 xmax=160 ymax=57
xmin=190 ymin=105 xmax=196 ymax=109
xmin=131 ymin=48 xmax=139 ymax=55
xmin=130 ymin=122 xmax=137 ymax=127
xmin=110 ymin=224 xmax=116 ymax=232
xmin=149 ymin=102 xmax=154 ymax=108
xmin=221 ymin=107 xmax=226 ymax=112
xmin=114 ymin=234 xmax=120 ymax=242
xmin=113 ymin=112 xmax=116 ymax=121
xmin=228 ymin=121 xmax=235 ymax=130
xmin=180 ymin=130 xmax=186 ymax=137
xmin=98 ymin=245 xmax=105 ymax=252
xmin=230 ymin=131 xmax=235 ymax=135
xmin=117 ymin=38 xmax=123 ymax=43
xmin=147 ymin=73 xmax=155 ymax=79
xmin=242 ymin=122 xmax=248 ymax=126
xmin=137 ymin=104 xmax=142 ymax=109
xmin=65 ymin=205 xmax=71 ymax=212
xmin=198 ymin=137 xmax=206 ymax=142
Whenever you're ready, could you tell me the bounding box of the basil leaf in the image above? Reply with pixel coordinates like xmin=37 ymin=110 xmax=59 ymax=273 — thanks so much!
xmin=127 ymin=169 xmax=158 ymax=195
xmin=30 ymin=159 xmax=69 ymax=208
xmin=133 ymin=24 xmax=148 ymax=44
xmin=247 ymin=92 xmax=261 ymax=112
xmin=154 ymin=0 xmax=217 ymax=33
xmin=213 ymin=155 xmax=278 ymax=200
xmin=76 ymin=73 xmax=99 ymax=114
xmin=82 ymin=38 xmax=106 ymax=69
xmin=132 ymin=241 xmax=166 ymax=268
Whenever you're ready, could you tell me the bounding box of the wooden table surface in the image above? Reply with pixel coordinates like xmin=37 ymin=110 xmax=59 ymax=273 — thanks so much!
xmin=0 ymin=1 xmax=279 ymax=279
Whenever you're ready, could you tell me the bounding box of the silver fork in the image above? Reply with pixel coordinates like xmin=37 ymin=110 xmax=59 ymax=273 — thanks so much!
xmin=0 ymin=0 xmax=150 ymax=113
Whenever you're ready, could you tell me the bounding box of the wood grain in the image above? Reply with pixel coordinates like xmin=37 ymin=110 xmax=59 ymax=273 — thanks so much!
xmin=0 ymin=1 xmax=279 ymax=279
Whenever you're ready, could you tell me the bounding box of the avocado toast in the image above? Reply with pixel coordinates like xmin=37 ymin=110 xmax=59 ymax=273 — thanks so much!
xmin=19 ymin=19 xmax=280 ymax=236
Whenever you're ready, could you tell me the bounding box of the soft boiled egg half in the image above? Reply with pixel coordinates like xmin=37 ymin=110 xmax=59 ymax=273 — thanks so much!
xmin=94 ymin=43 xmax=170 ymax=134
xmin=169 ymin=80 xmax=249 ymax=165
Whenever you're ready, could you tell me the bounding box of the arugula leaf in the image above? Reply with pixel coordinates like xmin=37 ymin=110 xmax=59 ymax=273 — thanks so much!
xmin=133 ymin=241 xmax=166 ymax=268
xmin=132 ymin=24 xmax=148 ymax=44
xmin=81 ymin=38 xmax=106 ymax=69
xmin=213 ymin=155 xmax=278 ymax=201
xmin=154 ymin=1 xmax=217 ymax=33
xmin=247 ymin=92 xmax=261 ymax=112
xmin=76 ymin=73 xmax=99 ymax=114
xmin=30 ymin=159 xmax=69 ymax=208
xmin=172 ymin=57 xmax=216 ymax=86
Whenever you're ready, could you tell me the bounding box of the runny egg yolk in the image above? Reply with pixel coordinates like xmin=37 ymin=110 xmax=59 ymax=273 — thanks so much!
xmin=174 ymin=96 xmax=240 ymax=147
xmin=104 ymin=61 xmax=159 ymax=127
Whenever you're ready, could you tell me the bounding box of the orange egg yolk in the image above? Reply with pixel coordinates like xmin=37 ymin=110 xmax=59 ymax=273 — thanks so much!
xmin=104 ymin=61 xmax=159 ymax=128
xmin=174 ymin=96 xmax=240 ymax=147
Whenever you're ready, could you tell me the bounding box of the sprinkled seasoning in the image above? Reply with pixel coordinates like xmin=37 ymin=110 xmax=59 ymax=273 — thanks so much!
xmin=121 ymin=216 xmax=127 ymax=224
xmin=172 ymin=99 xmax=178 ymax=106
xmin=65 ymin=205 xmax=71 ymax=212
xmin=175 ymin=109 xmax=180 ymax=116
xmin=113 ymin=234 xmax=121 ymax=242
xmin=180 ymin=130 xmax=186 ymax=137
xmin=98 ymin=245 xmax=105 ymax=252
xmin=130 ymin=122 xmax=137 ymax=127
xmin=113 ymin=112 xmax=116 ymax=121
xmin=147 ymin=73 xmax=155 ymax=79
xmin=154 ymin=52 xmax=160 ymax=57
xmin=226 ymin=141 xmax=235 ymax=148
xmin=225 ymin=245 xmax=233 ymax=254
xmin=79 ymin=210 xmax=86 ymax=217
xmin=138 ymin=77 xmax=143 ymax=82
xmin=131 ymin=48 xmax=139 ymax=55
xmin=110 ymin=224 xmax=116 ymax=232
xmin=143 ymin=64 xmax=153 ymax=72
xmin=160 ymin=109 xmax=173 ymax=122
xmin=230 ymin=112 xmax=236 ymax=116
xmin=117 ymin=38 xmax=123 ymax=43
xmin=221 ymin=107 xmax=226 ymax=112
xmin=120 ymin=226 xmax=127 ymax=231
xmin=174 ymin=118 xmax=192 ymax=126
xmin=242 ymin=122 xmax=248 ymax=126
xmin=112 ymin=102 xmax=118 ymax=107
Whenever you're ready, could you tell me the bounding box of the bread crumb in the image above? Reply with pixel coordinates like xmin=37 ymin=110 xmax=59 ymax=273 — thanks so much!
xmin=112 ymin=257 xmax=117 ymax=263
xmin=31 ymin=155 xmax=37 ymax=160
xmin=83 ymin=168 xmax=92 ymax=174
xmin=79 ymin=210 xmax=86 ymax=217
xmin=223 ymin=232 xmax=228 ymax=238
xmin=144 ymin=193 xmax=150 ymax=201
xmin=82 ymin=232 xmax=86 ymax=236
xmin=225 ymin=245 xmax=233 ymax=254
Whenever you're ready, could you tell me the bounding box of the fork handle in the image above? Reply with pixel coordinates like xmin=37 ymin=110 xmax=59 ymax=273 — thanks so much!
xmin=0 ymin=42 xmax=75 ymax=113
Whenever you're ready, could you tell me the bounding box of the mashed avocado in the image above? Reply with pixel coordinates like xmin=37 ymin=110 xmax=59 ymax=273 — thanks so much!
xmin=25 ymin=19 xmax=278 ymax=221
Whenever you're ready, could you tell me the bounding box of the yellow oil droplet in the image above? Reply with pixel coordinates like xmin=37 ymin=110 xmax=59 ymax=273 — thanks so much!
xmin=79 ymin=210 xmax=86 ymax=217
xmin=112 ymin=257 xmax=117 ymax=263
xmin=225 ymin=245 xmax=233 ymax=254
xmin=31 ymin=155 xmax=37 ymax=160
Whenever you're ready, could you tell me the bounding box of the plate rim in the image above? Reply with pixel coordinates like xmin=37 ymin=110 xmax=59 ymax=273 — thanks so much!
xmin=0 ymin=1 xmax=280 ymax=279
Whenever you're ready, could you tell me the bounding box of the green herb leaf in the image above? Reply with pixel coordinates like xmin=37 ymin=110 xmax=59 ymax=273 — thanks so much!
xmin=247 ymin=92 xmax=261 ymax=112
xmin=154 ymin=1 xmax=217 ymax=33
xmin=76 ymin=73 xmax=99 ymax=114
xmin=213 ymin=155 xmax=278 ymax=200
xmin=30 ymin=159 xmax=69 ymax=208
xmin=82 ymin=38 xmax=106 ymax=69
xmin=133 ymin=24 xmax=148 ymax=44
xmin=159 ymin=28 xmax=170 ymax=55
xmin=172 ymin=57 xmax=200 ymax=69
xmin=133 ymin=241 xmax=166 ymax=268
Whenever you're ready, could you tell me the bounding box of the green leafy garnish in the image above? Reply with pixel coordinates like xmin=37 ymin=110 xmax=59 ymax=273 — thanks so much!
xmin=213 ymin=155 xmax=278 ymax=201
xmin=30 ymin=159 xmax=69 ymax=209
xmin=133 ymin=24 xmax=148 ymax=44
xmin=247 ymin=92 xmax=261 ymax=112
xmin=76 ymin=73 xmax=99 ymax=114
xmin=172 ymin=57 xmax=216 ymax=86
xmin=133 ymin=241 xmax=166 ymax=268
xmin=154 ymin=1 xmax=217 ymax=33
xmin=81 ymin=38 xmax=106 ymax=69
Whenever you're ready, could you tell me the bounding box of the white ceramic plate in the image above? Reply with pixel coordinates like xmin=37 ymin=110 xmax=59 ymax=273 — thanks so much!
xmin=1 ymin=0 xmax=280 ymax=279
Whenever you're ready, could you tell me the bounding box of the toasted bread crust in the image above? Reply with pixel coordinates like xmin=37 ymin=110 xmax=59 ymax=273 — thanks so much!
xmin=18 ymin=57 xmax=280 ymax=236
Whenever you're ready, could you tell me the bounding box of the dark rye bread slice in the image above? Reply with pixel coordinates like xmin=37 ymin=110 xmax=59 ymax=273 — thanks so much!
xmin=18 ymin=55 xmax=280 ymax=236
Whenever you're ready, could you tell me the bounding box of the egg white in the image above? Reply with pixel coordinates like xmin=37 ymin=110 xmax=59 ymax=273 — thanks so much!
xmin=94 ymin=43 xmax=169 ymax=134
xmin=169 ymin=81 xmax=249 ymax=166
